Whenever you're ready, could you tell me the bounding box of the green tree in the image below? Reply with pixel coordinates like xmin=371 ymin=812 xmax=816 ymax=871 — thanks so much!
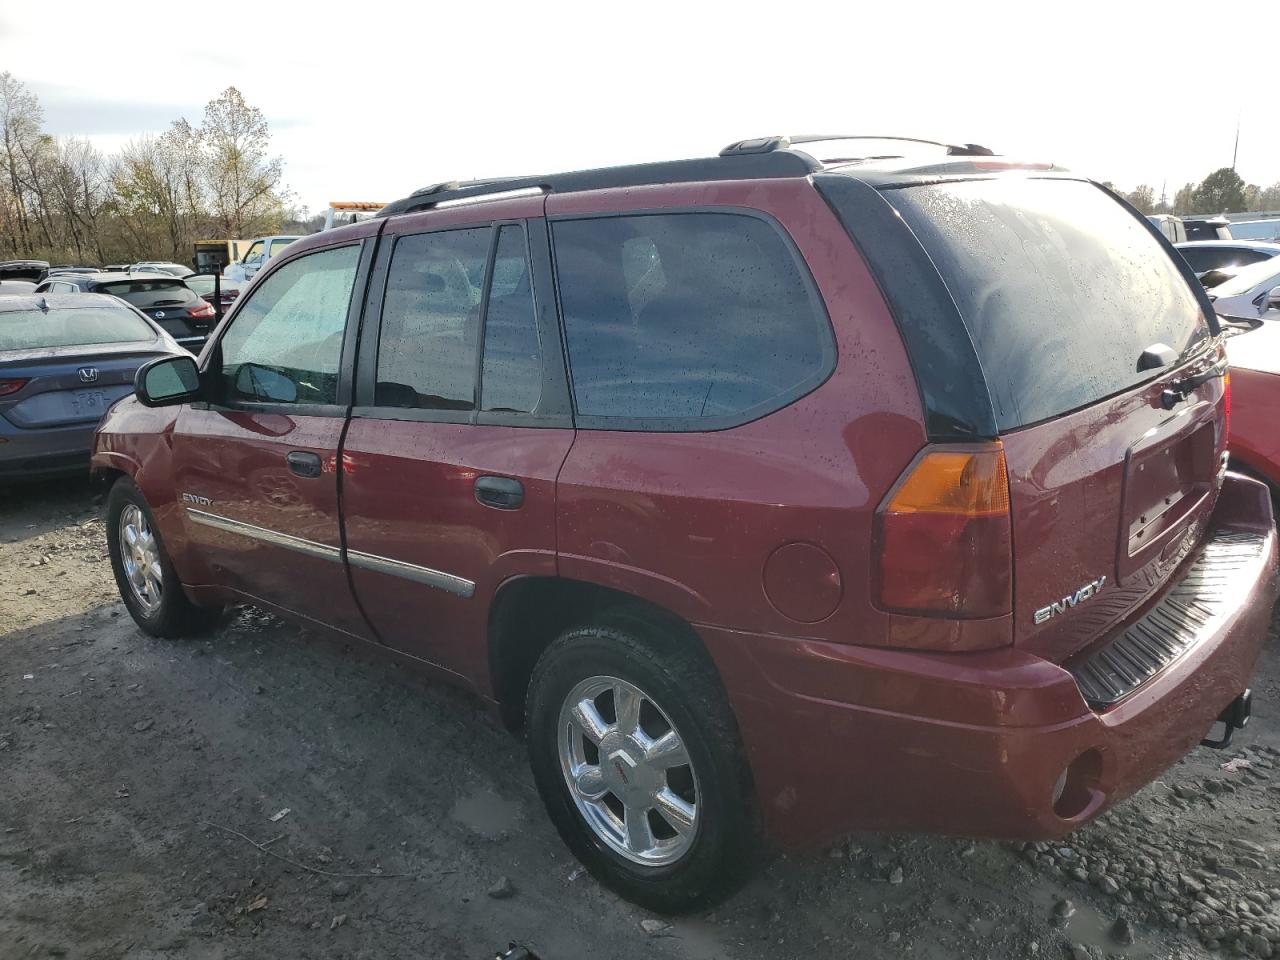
xmin=1173 ymin=181 xmax=1199 ymax=215
xmin=1192 ymin=167 xmax=1247 ymax=213
xmin=1249 ymin=182 xmax=1280 ymax=212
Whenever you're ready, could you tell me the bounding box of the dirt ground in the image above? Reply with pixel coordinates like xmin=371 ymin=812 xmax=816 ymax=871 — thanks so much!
xmin=3 ymin=478 xmax=1280 ymax=960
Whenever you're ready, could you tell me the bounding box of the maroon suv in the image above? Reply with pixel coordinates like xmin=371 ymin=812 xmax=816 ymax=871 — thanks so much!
xmin=92 ymin=135 xmax=1279 ymax=912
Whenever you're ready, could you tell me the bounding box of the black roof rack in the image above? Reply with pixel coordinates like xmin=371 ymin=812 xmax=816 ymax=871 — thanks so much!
xmin=379 ymin=136 xmax=1001 ymax=218
xmin=720 ymin=134 xmax=995 ymax=159
xmin=378 ymin=151 xmax=821 ymax=217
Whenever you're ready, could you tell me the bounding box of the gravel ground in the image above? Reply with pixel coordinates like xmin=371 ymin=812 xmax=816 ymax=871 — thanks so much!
xmin=3 ymin=477 xmax=1280 ymax=960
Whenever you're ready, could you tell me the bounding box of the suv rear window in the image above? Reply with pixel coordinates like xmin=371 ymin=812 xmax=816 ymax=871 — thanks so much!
xmin=889 ymin=178 xmax=1210 ymax=430
xmin=552 ymin=212 xmax=833 ymax=428
xmin=97 ymin=279 xmax=198 ymax=308
xmin=1180 ymin=246 xmax=1272 ymax=273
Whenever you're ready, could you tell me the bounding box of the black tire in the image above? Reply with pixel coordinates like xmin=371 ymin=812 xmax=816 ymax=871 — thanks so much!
xmin=525 ymin=617 xmax=759 ymax=913
xmin=106 ymin=476 xmax=222 ymax=638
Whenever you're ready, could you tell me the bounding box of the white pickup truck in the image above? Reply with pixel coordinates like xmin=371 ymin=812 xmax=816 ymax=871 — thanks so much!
xmin=222 ymin=235 xmax=301 ymax=283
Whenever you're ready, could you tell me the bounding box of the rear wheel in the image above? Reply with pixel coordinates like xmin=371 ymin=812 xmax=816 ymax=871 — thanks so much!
xmin=106 ymin=477 xmax=222 ymax=637
xmin=526 ymin=621 xmax=758 ymax=912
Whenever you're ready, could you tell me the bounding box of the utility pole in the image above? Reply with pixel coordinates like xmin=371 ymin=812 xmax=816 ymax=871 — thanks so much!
xmin=1232 ymin=111 xmax=1241 ymax=171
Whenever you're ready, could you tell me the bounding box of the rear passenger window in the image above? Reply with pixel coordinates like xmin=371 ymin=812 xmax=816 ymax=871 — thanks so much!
xmin=375 ymin=227 xmax=491 ymax=410
xmin=480 ymin=225 xmax=542 ymax=413
xmin=552 ymin=213 xmax=833 ymax=426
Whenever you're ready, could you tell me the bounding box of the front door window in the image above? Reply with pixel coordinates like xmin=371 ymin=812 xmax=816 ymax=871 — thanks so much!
xmin=218 ymin=245 xmax=360 ymax=406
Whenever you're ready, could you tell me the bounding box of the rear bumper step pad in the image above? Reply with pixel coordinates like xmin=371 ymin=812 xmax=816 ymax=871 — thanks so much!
xmin=1070 ymin=529 xmax=1270 ymax=709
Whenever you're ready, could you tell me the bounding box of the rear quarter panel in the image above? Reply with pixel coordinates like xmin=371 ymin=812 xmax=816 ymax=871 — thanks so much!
xmin=550 ymin=180 xmax=942 ymax=645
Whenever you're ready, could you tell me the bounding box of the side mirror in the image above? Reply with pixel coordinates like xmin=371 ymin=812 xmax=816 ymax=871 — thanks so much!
xmin=135 ymin=354 xmax=201 ymax=407
xmin=1267 ymin=285 xmax=1280 ymax=311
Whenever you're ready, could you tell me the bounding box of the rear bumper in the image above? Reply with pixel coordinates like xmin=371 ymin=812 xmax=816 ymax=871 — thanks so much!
xmin=0 ymin=418 xmax=95 ymax=478
xmin=700 ymin=472 xmax=1279 ymax=849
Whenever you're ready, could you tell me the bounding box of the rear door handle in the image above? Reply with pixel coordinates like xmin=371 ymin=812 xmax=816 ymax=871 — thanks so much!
xmin=475 ymin=475 xmax=524 ymax=509
xmin=286 ymin=451 xmax=323 ymax=478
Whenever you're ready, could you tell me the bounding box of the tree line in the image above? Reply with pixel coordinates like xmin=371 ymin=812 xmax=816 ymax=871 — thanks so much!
xmin=0 ymin=72 xmax=301 ymax=266
xmin=1110 ymin=167 xmax=1280 ymax=218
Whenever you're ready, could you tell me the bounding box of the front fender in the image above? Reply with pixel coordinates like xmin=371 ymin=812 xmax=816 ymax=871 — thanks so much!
xmin=92 ymin=396 xmax=189 ymax=572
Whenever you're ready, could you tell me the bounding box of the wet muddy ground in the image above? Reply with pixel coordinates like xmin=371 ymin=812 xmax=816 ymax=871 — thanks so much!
xmin=3 ymin=477 xmax=1280 ymax=959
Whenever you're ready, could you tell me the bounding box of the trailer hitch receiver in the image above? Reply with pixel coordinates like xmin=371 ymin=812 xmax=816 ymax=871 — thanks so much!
xmin=1201 ymin=689 xmax=1252 ymax=749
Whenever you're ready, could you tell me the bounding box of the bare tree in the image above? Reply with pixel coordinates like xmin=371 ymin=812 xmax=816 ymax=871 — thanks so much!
xmin=1124 ymin=184 xmax=1157 ymax=214
xmin=201 ymin=87 xmax=287 ymax=238
xmin=0 ymin=71 xmax=43 ymax=256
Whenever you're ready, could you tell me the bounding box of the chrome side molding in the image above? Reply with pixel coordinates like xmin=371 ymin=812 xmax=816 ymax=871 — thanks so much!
xmin=346 ymin=549 xmax=476 ymax=598
xmin=186 ymin=508 xmax=342 ymax=562
xmin=185 ymin=507 xmax=476 ymax=598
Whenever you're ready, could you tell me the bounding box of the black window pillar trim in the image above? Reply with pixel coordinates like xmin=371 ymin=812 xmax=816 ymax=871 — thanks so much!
xmin=812 ymin=173 xmax=999 ymax=442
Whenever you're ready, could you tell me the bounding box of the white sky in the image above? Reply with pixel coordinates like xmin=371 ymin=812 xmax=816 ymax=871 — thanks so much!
xmin=3 ymin=0 xmax=1278 ymax=215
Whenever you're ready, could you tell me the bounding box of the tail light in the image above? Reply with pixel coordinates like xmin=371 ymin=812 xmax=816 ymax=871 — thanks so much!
xmin=188 ymin=301 xmax=216 ymax=320
xmin=874 ymin=442 xmax=1012 ymax=619
xmin=0 ymin=378 xmax=30 ymax=397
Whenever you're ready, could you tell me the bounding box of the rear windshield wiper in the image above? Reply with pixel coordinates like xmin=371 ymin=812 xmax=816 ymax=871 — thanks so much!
xmin=1161 ymin=355 xmax=1228 ymax=409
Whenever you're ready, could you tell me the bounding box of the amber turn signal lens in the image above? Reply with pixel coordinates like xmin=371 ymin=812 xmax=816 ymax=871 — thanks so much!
xmin=884 ymin=445 xmax=1010 ymax=517
xmin=875 ymin=442 xmax=1013 ymax=619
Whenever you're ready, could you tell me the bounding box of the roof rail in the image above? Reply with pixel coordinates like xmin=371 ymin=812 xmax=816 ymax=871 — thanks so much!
xmin=720 ymin=135 xmax=995 ymax=159
xmin=379 ymin=151 xmax=820 ymax=218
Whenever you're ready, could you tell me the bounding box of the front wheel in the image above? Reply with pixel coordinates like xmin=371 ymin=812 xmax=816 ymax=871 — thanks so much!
xmin=106 ymin=477 xmax=222 ymax=637
xmin=526 ymin=621 xmax=758 ymax=912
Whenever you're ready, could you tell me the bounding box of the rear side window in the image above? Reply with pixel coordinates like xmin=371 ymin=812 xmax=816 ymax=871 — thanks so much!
xmin=890 ymin=179 xmax=1210 ymax=430
xmin=552 ymin=212 xmax=833 ymax=427
xmin=98 ymin=279 xmax=198 ymax=307
xmin=375 ymin=227 xmax=490 ymax=410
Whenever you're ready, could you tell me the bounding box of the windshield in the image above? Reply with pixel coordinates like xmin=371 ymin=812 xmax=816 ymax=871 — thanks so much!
xmin=889 ymin=177 xmax=1210 ymax=430
xmin=1208 ymin=257 xmax=1280 ymax=299
xmin=0 ymin=305 xmax=154 ymax=350
xmin=98 ymin=279 xmax=198 ymax=308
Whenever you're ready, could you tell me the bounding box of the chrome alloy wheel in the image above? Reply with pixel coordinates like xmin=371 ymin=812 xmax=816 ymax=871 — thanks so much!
xmin=558 ymin=675 xmax=700 ymax=866
xmin=119 ymin=504 xmax=163 ymax=614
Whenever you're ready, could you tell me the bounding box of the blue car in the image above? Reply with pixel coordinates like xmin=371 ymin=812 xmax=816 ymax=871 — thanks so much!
xmin=0 ymin=294 xmax=182 ymax=480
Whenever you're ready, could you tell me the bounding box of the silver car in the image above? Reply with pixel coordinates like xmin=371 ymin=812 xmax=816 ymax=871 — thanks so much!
xmin=0 ymin=294 xmax=182 ymax=480
xmin=1208 ymin=257 xmax=1280 ymax=323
